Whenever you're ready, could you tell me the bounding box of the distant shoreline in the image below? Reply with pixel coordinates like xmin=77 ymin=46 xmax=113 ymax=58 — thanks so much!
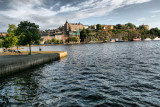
xmin=0 ymin=40 xmax=159 ymax=52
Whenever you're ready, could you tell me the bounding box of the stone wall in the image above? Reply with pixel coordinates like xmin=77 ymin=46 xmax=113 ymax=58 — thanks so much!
xmin=0 ymin=52 xmax=68 ymax=77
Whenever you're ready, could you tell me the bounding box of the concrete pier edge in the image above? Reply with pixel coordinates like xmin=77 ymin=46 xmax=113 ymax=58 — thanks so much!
xmin=0 ymin=51 xmax=68 ymax=78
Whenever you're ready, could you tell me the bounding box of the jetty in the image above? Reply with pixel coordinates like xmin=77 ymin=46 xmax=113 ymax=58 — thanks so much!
xmin=0 ymin=51 xmax=68 ymax=77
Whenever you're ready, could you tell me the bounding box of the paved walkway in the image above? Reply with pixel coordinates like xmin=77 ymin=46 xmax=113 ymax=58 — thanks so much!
xmin=0 ymin=51 xmax=67 ymax=67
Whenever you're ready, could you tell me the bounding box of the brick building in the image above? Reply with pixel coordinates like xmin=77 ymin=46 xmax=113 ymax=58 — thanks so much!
xmin=60 ymin=20 xmax=84 ymax=43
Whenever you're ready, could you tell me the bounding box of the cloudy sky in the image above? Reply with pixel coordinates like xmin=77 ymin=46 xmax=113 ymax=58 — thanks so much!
xmin=0 ymin=0 xmax=160 ymax=32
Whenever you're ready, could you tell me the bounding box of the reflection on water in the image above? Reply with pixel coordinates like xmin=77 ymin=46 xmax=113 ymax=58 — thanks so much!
xmin=1 ymin=41 xmax=160 ymax=106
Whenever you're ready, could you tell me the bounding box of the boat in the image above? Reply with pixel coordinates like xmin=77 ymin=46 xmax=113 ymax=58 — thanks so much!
xmin=89 ymin=41 xmax=95 ymax=43
xmin=116 ymin=39 xmax=124 ymax=42
xmin=133 ymin=38 xmax=141 ymax=41
xmin=144 ymin=38 xmax=152 ymax=41
xmin=153 ymin=37 xmax=160 ymax=40
xmin=105 ymin=40 xmax=108 ymax=42
xmin=115 ymin=38 xmax=124 ymax=42
xmin=110 ymin=39 xmax=115 ymax=43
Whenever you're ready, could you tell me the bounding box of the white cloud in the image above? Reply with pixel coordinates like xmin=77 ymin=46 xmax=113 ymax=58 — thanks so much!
xmin=151 ymin=10 xmax=160 ymax=13
xmin=151 ymin=15 xmax=156 ymax=18
xmin=137 ymin=17 xmax=146 ymax=21
xmin=126 ymin=0 xmax=151 ymax=4
xmin=59 ymin=4 xmax=80 ymax=13
xmin=0 ymin=0 xmax=153 ymax=32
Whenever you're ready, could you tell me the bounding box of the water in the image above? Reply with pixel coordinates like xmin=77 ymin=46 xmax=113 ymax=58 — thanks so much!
xmin=0 ymin=41 xmax=160 ymax=107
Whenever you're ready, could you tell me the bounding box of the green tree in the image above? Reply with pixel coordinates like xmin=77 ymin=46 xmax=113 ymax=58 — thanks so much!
xmin=122 ymin=25 xmax=127 ymax=30
xmin=17 ymin=21 xmax=41 ymax=55
xmin=96 ymin=24 xmax=102 ymax=30
xmin=115 ymin=24 xmax=122 ymax=29
xmin=52 ymin=38 xmax=56 ymax=43
xmin=0 ymin=35 xmax=5 ymax=39
xmin=52 ymin=38 xmax=61 ymax=44
xmin=139 ymin=25 xmax=149 ymax=37
xmin=0 ymin=39 xmax=4 ymax=48
xmin=125 ymin=23 xmax=136 ymax=29
xmin=67 ymin=37 xmax=79 ymax=42
xmin=90 ymin=25 xmax=95 ymax=29
xmin=3 ymin=24 xmax=18 ymax=49
xmin=80 ymin=28 xmax=88 ymax=42
xmin=150 ymin=27 xmax=160 ymax=36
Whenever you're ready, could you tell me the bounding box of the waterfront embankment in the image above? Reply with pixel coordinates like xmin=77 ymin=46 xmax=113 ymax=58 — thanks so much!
xmin=0 ymin=51 xmax=67 ymax=77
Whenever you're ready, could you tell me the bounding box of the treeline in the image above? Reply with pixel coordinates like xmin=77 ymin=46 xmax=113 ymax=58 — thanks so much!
xmin=44 ymin=37 xmax=79 ymax=44
xmin=0 ymin=21 xmax=41 ymax=55
xmin=45 ymin=38 xmax=63 ymax=44
xmin=80 ymin=23 xmax=160 ymax=42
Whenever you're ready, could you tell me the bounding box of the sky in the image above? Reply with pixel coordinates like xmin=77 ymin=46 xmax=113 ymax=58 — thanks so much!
xmin=0 ymin=0 xmax=160 ymax=32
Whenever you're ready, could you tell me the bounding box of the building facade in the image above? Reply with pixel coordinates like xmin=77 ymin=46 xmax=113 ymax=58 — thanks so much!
xmin=40 ymin=29 xmax=63 ymax=44
xmin=83 ymin=25 xmax=89 ymax=29
xmin=60 ymin=20 xmax=84 ymax=43
xmin=102 ymin=25 xmax=114 ymax=30
xmin=0 ymin=33 xmax=7 ymax=37
xmin=139 ymin=25 xmax=150 ymax=30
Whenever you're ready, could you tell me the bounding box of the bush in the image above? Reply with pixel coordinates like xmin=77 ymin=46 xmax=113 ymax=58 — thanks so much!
xmin=67 ymin=37 xmax=79 ymax=43
xmin=0 ymin=39 xmax=4 ymax=48
xmin=52 ymin=38 xmax=62 ymax=44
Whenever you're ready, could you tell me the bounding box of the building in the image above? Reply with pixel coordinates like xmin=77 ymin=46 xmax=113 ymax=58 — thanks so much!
xmin=139 ymin=25 xmax=150 ymax=30
xmin=89 ymin=25 xmax=114 ymax=30
xmin=40 ymin=29 xmax=64 ymax=44
xmin=83 ymin=25 xmax=89 ymax=29
xmin=59 ymin=20 xmax=84 ymax=43
xmin=143 ymin=25 xmax=150 ymax=30
xmin=63 ymin=20 xmax=83 ymax=32
xmin=92 ymin=25 xmax=97 ymax=29
xmin=0 ymin=33 xmax=6 ymax=37
xmin=40 ymin=35 xmax=54 ymax=44
xmin=102 ymin=25 xmax=114 ymax=30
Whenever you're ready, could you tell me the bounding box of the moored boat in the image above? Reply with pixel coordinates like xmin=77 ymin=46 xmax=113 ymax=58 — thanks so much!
xmin=115 ymin=38 xmax=124 ymax=42
xmin=144 ymin=38 xmax=152 ymax=41
xmin=153 ymin=37 xmax=160 ymax=40
xmin=133 ymin=38 xmax=141 ymax=41
xmin=110 ymin=39 xmax=115 ymax=42
xmin=116 ymin=40 xmax=124 ymax=42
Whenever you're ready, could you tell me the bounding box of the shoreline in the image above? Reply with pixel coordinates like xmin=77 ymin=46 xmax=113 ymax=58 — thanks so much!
xmin=0 ymin=40 xmax=157 ymax=52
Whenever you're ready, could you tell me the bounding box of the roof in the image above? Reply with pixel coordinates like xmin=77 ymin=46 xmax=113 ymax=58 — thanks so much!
xmin=0 ymin=33 xmax=6 ymax=36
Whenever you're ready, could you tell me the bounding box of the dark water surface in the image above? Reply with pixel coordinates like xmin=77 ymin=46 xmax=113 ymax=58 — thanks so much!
xmin=0 ymin=41 xmax=160 ymax=107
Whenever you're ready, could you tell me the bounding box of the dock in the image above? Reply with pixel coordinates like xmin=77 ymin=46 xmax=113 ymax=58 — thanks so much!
xmin=0 ymin=51 xmax=68 ymax=77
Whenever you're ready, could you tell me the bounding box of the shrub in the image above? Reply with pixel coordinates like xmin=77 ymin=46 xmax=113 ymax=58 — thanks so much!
xmin=67 ymin=37 xmax=79 ymax=42
xmin=0 ymin=39 xmax=4 ymax=48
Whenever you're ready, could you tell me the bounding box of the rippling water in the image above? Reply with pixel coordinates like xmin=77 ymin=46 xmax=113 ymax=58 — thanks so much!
xmin=1 ymin=41 xmax=160 ymax=107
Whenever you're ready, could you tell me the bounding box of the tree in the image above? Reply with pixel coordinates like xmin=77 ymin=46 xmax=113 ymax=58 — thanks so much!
xmin=52 ymin=38 xmax=62 ymax=44
xmin=96 ymin=24 xmax=102 ymax=30
xmin=139 ymin=25 xmax=149 ymax=36
xmin=80 ymin=28 xmax=88 ymax=42
xmin=150 ymin=27 xmax=160 ymax=36
xmin=3 ymin=24 xmax=18 ymax=49
xmin=0 ymin=35 xmax=5 ymax=39
xmin=17 ymin=21 xmax=41 ymax=55
xmin=90 ymin=25 xmax=95 ymax=29
xmin=122 ymin=25 xmax=127 ymax=30
xmin=125 ymin=23 xmax=136 ymax=29
xmin=67 ymin=37 xmax=79 ymax=43
xmin=115 ymin=24 xmax=122 ymax=29
xmin=0 ymin=39 xmax=4 ymax=48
